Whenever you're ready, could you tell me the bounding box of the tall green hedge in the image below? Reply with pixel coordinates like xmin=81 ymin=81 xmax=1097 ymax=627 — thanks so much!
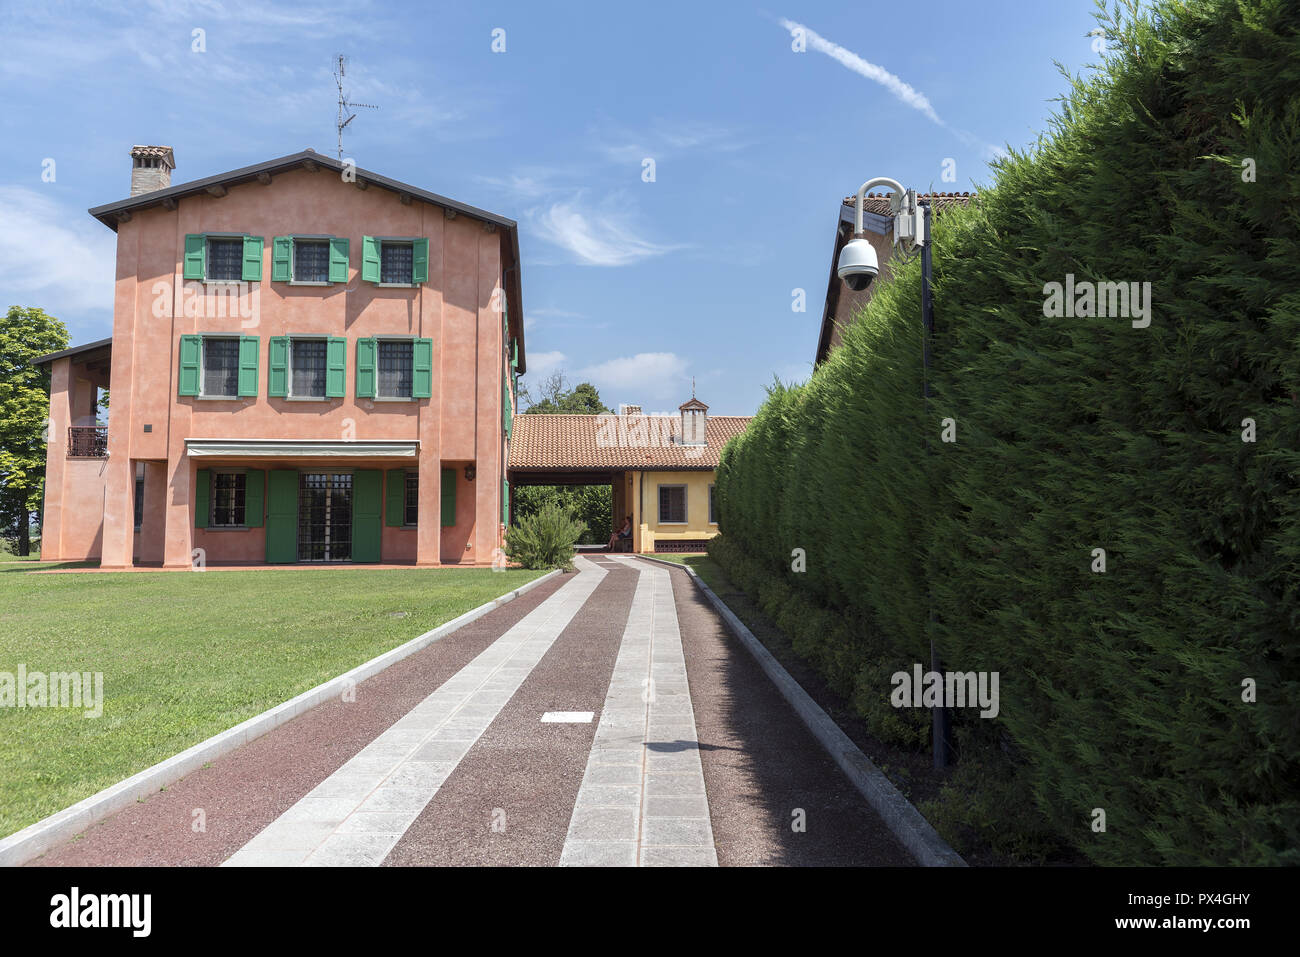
xmin=714 ymin=0 xmax=1299 ymax=865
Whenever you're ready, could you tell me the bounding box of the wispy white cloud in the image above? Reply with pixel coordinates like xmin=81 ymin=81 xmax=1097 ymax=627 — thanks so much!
xmin=778 ymin=18 xmax=943 ymax=124
xmin=577 ymin=352 xmax=690 ymax=401
xmin=777 ymin=17 xmax=1006 ymax=162
xmin=0 ymin=187 xmax=115 ymax=326
xmin=530 ymin=195 xmax=685 ymax=267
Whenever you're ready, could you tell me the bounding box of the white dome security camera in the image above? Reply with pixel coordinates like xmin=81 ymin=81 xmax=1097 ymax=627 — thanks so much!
xmin=837 ymin=237 xmax=879 ymax=292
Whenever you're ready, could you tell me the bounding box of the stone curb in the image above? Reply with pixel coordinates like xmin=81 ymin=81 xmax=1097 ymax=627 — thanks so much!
xmin=633 ymin=554 xmax=966 ymax=868
xmin=0 ymin=569 xmax=561 ymax=867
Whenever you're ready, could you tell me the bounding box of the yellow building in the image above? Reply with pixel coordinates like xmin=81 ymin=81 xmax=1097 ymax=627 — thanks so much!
xmin=507 ymin=397 xmax=750 ymax=553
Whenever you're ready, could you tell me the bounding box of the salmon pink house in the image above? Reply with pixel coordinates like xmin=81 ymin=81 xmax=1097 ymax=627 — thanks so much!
xmin=35 ymin=146 xmax=525 ymax=568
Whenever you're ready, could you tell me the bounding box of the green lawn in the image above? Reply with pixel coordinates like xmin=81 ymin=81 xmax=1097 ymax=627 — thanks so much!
xmin=0 ymin=564 xmax=544 ymax=837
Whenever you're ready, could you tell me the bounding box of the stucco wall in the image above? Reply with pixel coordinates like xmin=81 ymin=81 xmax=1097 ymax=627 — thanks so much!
xmin=48 ymin=165 xmax=513 ymax=567
xmin=636 ymin=469 xmax=719 ymax=551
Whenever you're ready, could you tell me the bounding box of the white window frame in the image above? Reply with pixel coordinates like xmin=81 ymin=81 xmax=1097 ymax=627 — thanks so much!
xmin=199 ymin=335 xmax=241 ymax=400
xmin=286 ymin=335 xmax=329 ymax=401
xmin=375 ymin=335 xmax=417 ymax=401
xmin=289 ymin=235 xmax=333 ymax=286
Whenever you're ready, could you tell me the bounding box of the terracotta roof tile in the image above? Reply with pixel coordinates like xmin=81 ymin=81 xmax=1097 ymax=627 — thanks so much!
xmin=842 ymin=191 xmax=976 ymax=216
xmin=509 ymin=414 xmax=752 ymax=471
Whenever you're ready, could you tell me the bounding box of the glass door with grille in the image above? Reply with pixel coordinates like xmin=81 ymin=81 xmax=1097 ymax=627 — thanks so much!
xmin=298 ymin=472 xmax=353 ymax=562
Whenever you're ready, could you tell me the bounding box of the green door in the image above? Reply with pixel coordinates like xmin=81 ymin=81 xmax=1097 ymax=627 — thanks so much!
xmin=352 ymin=469 xmax=382 ymax=563
xmin=265 ymin=470 xmax=298 ymax=563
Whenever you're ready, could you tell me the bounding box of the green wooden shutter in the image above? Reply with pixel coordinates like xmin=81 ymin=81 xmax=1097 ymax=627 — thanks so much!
xmin=268 ymin=337 xmax=289 ymax=397
xmin=194 ymin=469 xmax=211 ymax=529
xmin=502 ymin=477 xmax=510 ymax=526
xmin=326 ymin=337 xmax=347 ymax=398
xmin=237 ymin=336 xmax=259 ymax=396
xmin=183 ymin=235 xmax=206 ymax=280
xmin=385 ymin=469 xmax=406 ymax=527
xmin=356 ymin=337 xmax=377 ymax=398
xmin=412 ymin=338 xmax=433 ymax=398
xmin=352 ymin=469 xmax=382 ymax=563
xmin=266 ymin=470 xmax=298 ymax=563
xmin=361 ymin=236 xmax=380 ymax=283
xmin=244 ymin=469 xmax=265 ymax=527
xmin=412 ymin=238 xmax=429 ymax=283
xmin=328 ymin=237 xmax=350 ymax=283
xmin=441 ymin=467 xmax=456 ymax=527
xmin=241 ymin=235 xmax=264 ymax=281
xmin=511 ymin=339 xmax=518 ymax=369
xmin=503 ymin=376 xmax=513 ymax=439
xmin=271 ymin=236 xmax=293 ymax=282
xmin=178 ymin=335 xmax=202 ymax=396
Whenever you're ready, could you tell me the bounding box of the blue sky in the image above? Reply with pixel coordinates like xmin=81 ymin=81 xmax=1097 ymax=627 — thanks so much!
xmin=0 ymin=0 xmax=1106 ymax=415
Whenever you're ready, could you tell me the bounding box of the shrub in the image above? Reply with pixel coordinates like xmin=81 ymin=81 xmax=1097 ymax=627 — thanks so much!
xmin=714 ymin=0 xmax=1300 ymax=864
xmin=504 ymin=501 xmax=584 ymax=571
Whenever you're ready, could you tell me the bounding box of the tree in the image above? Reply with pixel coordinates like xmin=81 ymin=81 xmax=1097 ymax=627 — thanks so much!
xmin=519 ymin=371 xmax=610 ymax=415
xmin=0 ymin=306 xmax=70 ymax=555
xmin=512 ymin=373 xmax=613 ymax=544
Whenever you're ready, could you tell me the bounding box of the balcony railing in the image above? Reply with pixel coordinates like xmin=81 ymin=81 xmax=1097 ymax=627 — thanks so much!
xmin=68 ymin=426 xmax=108 ymax=457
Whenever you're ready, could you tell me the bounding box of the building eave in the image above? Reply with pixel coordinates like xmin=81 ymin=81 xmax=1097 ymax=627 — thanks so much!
xmin=31 ymin=337 xmax=113 ymax=367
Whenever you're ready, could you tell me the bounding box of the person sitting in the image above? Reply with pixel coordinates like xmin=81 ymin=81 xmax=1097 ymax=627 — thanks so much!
xmin=607 ymin=515 xmax=633 ymax=551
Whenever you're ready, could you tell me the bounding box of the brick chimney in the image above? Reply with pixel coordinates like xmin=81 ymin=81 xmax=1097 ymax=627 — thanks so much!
xmin=129 ymin=145 xmax=175 ymax=196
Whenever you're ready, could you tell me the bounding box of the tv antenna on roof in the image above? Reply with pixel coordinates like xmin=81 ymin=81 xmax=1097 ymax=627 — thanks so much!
xmin=334 ymin=54 xmax=379 ymax=160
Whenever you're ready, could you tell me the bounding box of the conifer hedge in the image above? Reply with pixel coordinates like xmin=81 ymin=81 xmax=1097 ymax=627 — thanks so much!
xmin=713 ymin=0 xmax=1299 ymax=864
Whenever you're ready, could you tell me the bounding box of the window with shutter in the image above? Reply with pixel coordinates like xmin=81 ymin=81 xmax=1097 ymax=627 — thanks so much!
xmin=202 ymin=338 xmax=240 ymax=398
xmin=206 ymin=238 xmax=243 ymax=281
xmin=211 ymin=471 xmax=247 ymax=527
xmin=379 ymin=241 xmax=414 ymax=284
xmin=293 ymin=239 xmax=330 ymax=283
xmin=377 ymin=340 xmax=414 ymax=398
xmin=289 ymin=338 xmax=327 ymax=398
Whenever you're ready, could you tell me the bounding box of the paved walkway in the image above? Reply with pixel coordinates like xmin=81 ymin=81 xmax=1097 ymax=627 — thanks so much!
xmin=30 ymin=556 xmax=911 ymax=867
xmin=560 ymin=558 xmax=715 ymax=866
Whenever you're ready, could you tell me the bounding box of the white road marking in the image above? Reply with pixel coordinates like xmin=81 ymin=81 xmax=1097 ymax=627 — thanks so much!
xmin=542 ymin=711 xmax=595 ymax=723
